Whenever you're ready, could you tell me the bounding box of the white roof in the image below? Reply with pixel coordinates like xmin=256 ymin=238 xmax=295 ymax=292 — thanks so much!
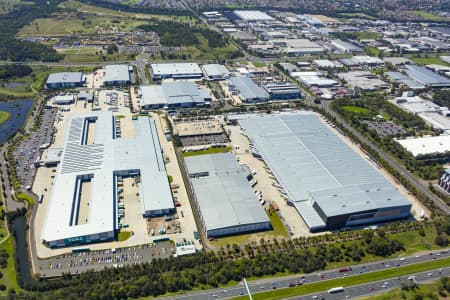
xmin=395 ymin=95 xmax=441 ymax=114
xmin=397 ymin=135 xmax=450 ymax=156
xmin=201 ymin=64 xmax=229 ymax=78
xmin=352 ymin=56 xmax=384 ymax=65
xmin=234 ymin=10 xmax=274 ymax=21
xmin=313 ymin=59 xmax=336 ymax=68
xmin=103 ymin=65 xmax=130 ymax=83
xmin=151 ymin=63 xmax=202 ymax=76
xmin=140 ymin=82 xmax=208 ymax=107
xmin=42 ymin=112 xmax=173 ymax=243
xmin=418 ymin=112 xmax=450 ymax=131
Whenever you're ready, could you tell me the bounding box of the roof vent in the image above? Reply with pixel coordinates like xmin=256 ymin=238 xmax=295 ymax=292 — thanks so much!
xmin=366 ymin=201 xmax=370 ymax=204
xmin=342 ymin=204 xmax=346 ymax=207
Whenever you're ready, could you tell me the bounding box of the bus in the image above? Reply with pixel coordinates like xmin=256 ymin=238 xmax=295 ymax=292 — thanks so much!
xmin=328 ymin=287 xmax=344 ymax=294
xmin=72 ymin=247 xmax=90 ymax=254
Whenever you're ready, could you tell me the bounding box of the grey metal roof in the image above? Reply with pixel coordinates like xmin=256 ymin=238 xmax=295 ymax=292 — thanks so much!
xmin=103 ymin=65 xmax=130 ymax=83
xmin=310 ymin=184 xmax=409 ymax=217
xmin=201 ymin=64 xmax=229 ymax=78
xmin=385 ymin=71 xmax=425 ymax=89
xmin=185 ymin=153 xmax=269 ymax=231
xmin=236 ymin=112 xmax=411 ymax=227
xmin=403 ymin=65 xmax=450 ymax=87
xmin=140 ymin=82 xmax=208 ymax=107
xmin=332 ymin=39 xmax=363 ymax=52
xmin=47 ymin=72 xmax=83 ymax=84
xmin=229 ymin=76 xmax=269 ymax=102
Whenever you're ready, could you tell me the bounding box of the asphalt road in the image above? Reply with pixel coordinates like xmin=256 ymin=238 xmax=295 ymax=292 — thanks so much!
xmin=165 ymin=248 xmax=450 ymax=300
xmin=288 ymin=268 xmax=450 ymax=300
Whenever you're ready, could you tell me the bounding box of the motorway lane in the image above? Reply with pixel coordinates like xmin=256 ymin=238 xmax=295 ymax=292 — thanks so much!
xmin=289 ymin=267 xmax=450 ymax=300
xmin=166 ymin=249 xmax=450 ymax=300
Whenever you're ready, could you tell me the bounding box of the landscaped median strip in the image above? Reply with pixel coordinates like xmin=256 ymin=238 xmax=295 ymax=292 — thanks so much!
xmin=232 ymin=256 xmax=450 ymax=300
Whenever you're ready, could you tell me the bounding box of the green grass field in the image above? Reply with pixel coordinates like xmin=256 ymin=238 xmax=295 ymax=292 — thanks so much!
xmin=19 ymin=0 xmax=191 ymax=36
xmin=408 ymin=10 xmax=449 ymax=21
xmin=176 ymin=34 xmax=239 ymax=61
xmin=252 ymin=62 xmax=266 ymax=68
xmin=410 ymin=56 xmax=450 ymax=67
xmin=118 ymin=231 xmax=132 ymax=241
xmin=57 ymin=48 xmax=132 ymax=63
xmin=232 ymin=257 xmax=450 ymax=300
xmin=353 ymin=31 xmax=379 ymax=40
xmin=365 ymin=46 xmax=382 ymax=57
xmin=181 ymin=146 xmax=232 ymax=157
xmin=209 ymin=211 xmax=288 ymax=249
xmin=61 ymin=0 xmax=191 ymax=22
xmin=0 ymin=111 xmax=11 ymax=125
xmin=0 ymin=237 xmax=19 ymax=295
xmin=0 ymin=65 xmax=96 ymax=97
xmin=341 ymin=106 xmax=373 ymax=115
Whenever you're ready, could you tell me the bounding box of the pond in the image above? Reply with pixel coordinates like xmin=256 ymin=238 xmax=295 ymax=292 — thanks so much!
xmin=0 ymin=100 xmax=33 ymax=145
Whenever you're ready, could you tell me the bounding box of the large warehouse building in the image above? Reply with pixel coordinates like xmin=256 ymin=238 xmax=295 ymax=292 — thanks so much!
xmin=139 ymin=82 xmax=211 ymax=109
xmin=185 ymin=153 xmax=271 ymax=237
xmin=46 ymin=72 xmax=84 ymax=89
xmin=236 ymin=112 xmax=411 ymax=232
xmin=103 ymin=64 xmax=132 ymax=86
xmin=41 ymin=112 xmax=174 ymax=248
xmin=150 ymin=63 xmax=203 ymax=81
xmin=229 ymin=76 xmax=269 ymax=103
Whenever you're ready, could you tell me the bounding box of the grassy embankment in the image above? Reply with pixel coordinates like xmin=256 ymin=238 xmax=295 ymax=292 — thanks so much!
xmin=181 ymin=146 xmax=232 ymax=157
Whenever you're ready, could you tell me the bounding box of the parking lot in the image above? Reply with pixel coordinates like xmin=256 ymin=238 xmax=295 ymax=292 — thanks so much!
xmin=35 ymin=241 xmax=174 ymax=277
xmin=14 ymin=107 xmax=57 ymax=190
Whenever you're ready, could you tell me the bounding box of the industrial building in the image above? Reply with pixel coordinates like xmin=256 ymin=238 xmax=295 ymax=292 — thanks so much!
xmin=386 ymin=72 xmax=425 ymax=90
xmin=291 ymin=71 xmax=338 ymax=87
xmin=52 ymin=94 xmax=75 ymax=105
xmin=201 ymin=64 xmax=230 ymax=80
xmin=150 ymin=63 xmax=203 ymax=81
xmin=272 ymin=39 xmax=325 ymax=55
xmin=41 ymin=112 xmax=174 ymax=248
xmin=229 ymin=76 xmax=269 ymax=103
xmin=331 ymin=39 xmax=363 ymax=53
xmin=233 ymin=10 xmax=274 ymax=21
xmin=175 ymin=119 xmax=229 ymax=147
xmin=139 ymin=82 xmax=211 ymax=109
xmin=103 ymin=65 xmax=132 ymax=86
xmin=46 ymin=72 xmax=84 ymax=89
xmin=337 ymin=71 xmax=388 ymax=91
xmin=185 ymin=153 xmax=271 ymax=237
xmin=263 ymin=82 xmax=301 ymax=100
xmin=394 ymin=93 xmax=450 ymax=131
xmin=235 ymin=112 xmax=411 ymax=232
xmin=396 ymin=135 xmax=450 ymax=157
xmin=438 ymin=169 xmax=450 ymax=194
xmin=403 ymin=65 xmax=450 ymax=88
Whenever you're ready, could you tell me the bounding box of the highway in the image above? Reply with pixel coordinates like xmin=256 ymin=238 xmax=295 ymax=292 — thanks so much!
xmin=288 ymin=268 xmax=450 ymax=300
xmin=164 ymin=248 xmax=450 ymax=300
